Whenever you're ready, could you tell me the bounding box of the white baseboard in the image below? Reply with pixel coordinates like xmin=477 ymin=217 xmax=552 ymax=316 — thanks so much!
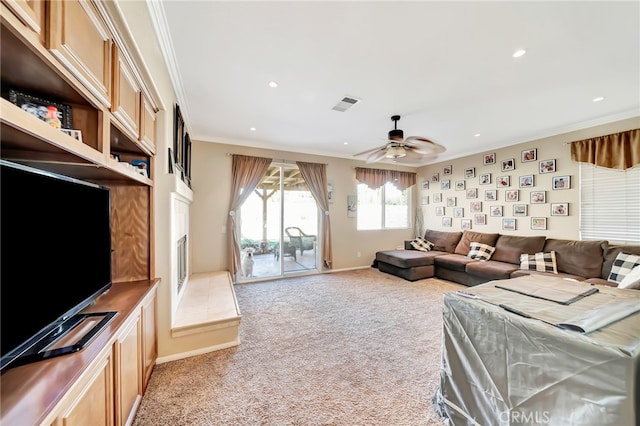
xmin=156 ymin=339 xmax=240 ymax=364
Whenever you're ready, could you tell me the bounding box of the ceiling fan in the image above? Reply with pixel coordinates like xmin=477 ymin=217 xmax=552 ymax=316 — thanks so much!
xmin=354 ymin=115 xmax=446 ymax=164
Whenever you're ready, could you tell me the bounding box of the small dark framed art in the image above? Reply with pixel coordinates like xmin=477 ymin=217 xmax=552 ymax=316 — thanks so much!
xmin=9 ymin=89 xmax=73 ymax=129
xmin=521 ymin=148 xmax=537 ymax=162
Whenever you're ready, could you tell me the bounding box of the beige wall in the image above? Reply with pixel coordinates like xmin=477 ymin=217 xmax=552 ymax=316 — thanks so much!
xmin=190 ymin=141 xmax=417 ymax=274
xmin=417 ymin=117 xmax=640 ymax=240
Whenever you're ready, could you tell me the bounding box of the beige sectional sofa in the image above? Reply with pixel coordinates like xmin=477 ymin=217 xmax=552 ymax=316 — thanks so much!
xmin=374 ymin=229 xmax=640 ymax=288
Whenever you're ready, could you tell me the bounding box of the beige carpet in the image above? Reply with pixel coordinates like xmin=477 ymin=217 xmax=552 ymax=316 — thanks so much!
xmin=133 ymin=268 xmax=464 ymax=426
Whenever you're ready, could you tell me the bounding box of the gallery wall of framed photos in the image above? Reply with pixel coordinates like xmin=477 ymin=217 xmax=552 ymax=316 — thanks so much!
xmin=416 ymin=120 xmax=635 ymax=240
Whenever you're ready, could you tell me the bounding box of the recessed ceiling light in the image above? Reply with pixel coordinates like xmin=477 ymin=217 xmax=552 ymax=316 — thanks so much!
xmin=592 ymin=96 xmax=605 ymax=102
xmin=512 ymin=49 xmax=527 ymax=58
xmin=474 ymin=133 xmax=481 ymax=137
xmin=268 ymin=81 xmax=278 ymax=88
xmin=343 ymin=142 xmax=349 ymax=145
xmin=250 ymin=127 xmax=256 ymax=131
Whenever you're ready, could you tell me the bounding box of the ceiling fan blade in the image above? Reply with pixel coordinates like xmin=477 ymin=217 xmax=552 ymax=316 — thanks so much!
xmin=366 ymin=149 xmax=389 ymax=163
xmin=404 ymin=136 xmax=446 ymax=154
xmin=353 ymin=144 xmax=388 ymax=157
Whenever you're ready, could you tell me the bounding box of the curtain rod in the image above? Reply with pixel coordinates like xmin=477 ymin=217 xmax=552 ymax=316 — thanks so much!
xmin=225 ymin=152 xmax=328 ymax=166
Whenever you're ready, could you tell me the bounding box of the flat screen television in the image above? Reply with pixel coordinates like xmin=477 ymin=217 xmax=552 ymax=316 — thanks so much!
xmin=1 ymin=159 xmax=116 ymax=372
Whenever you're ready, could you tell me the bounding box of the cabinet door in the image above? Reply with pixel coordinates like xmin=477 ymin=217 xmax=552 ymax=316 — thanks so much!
xmin=139 ymin=94 xmax=157 ymax=155
xmin=56 ymin=351 xmax=114 ymax=426
xmin=112 ymin=45 xmax=141 ymax=140
xmin=2 ymin=0 xmax=45 ymax=41
xmin=114 ymin=314 xmax=142 ymax=426
xmin=141 ymin=290 xmax=157 ymax=390
xmin=48 ymin=0 xmax=112 ymax=107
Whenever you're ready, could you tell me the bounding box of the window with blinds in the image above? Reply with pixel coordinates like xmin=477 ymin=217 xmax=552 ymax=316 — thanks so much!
xmin=579 ymin=164 xmax=640 ymax=244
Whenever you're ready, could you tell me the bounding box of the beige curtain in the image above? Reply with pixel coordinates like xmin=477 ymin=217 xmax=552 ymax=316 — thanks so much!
xmin=355 ymin=167 xmax=417 ymax=190
xmin=570 ymin=128 xmax=640 ymax=170
xmin=227 ymin=154 xmax=272 ymax=277
xmin=296 ymin=161 xmax=333 ymax=269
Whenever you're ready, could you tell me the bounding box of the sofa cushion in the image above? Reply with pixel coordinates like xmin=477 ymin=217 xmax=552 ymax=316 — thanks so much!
xmin=601 ymin=244 xmax=640 ymax=279
xmin=424 ymin=229 xmax=463 ymax=253
xmin=375 ymin=249 xmax=439 ymax=269
xmin=543 ymin=239 xmax=606 ymax=278
xmin=454 ymin=231 xmax=500 ymax=255
xmin=434 ymin=253 xmax=476 ymax=272
xmin=492 ymin=235 xmax=546 ymax=265
xmin=608 ymin=252 xmax=640 ymax=284
xmin=520 ymin=251 xmax=558 ymax=274
xmin=466 ymin=260 xmax=519 ymax=280
xmin=409 ymin=236 xmax=435 ymax=252
xmin=466 ymin=242 xmax=496 ymax=261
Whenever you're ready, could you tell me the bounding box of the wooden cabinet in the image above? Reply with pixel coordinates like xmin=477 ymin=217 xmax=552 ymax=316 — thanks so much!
xmin=1 ymin=1 xmax=160 ymax=425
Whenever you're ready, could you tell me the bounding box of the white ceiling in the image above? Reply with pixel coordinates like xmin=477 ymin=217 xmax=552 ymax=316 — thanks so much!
xmin=151 ymin=1 xmax=640 ymax=166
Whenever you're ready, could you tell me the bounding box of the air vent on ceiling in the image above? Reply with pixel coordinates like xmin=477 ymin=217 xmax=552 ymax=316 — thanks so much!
xmin=332 ymin=96 xmax=361 ymax=112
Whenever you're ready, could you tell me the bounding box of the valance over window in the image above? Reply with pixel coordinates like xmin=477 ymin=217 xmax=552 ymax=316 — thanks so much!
xmin=570 ymin=128 xmax=640 ymax=170
xmin=355 ymin=167 xmax=416 ymax=191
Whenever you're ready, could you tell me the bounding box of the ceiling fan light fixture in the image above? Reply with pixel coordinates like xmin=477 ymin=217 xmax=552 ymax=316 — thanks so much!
xmin=385 ymin=145 xmax=406 ymax=159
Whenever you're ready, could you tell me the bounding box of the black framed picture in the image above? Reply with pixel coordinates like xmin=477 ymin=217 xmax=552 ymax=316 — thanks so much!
xmin=9 ymin=89 xmax=73 ymax=129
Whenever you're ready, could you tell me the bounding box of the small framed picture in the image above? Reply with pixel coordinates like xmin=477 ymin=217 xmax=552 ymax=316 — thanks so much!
xmin=435 ymin=206 xmax=445 ymax=216
xmin=479 ymin=173 xmax=491 ymax=185
xmin=519 ymin=175 xmax=534 ymax=188
xmin=490 ymin=205 xmax=503 ymax=217
xmin=431 ymin=173 xmax=440 ymax=182
xmin=61 ymin=129 xmax=83 ymax=142
xmin=447 ymin=197 xmax=457 ymax=207
xmin=531 ymin=217 xmax=547 ymax=230
xmin=530 ymin=191 xmax=546 ymax=204
xmin=470 ymin=201 xmax=482 ymax=212
xmin=441 ymin=180 xmax=451 ymax=190
xmin=552 ymin=175 xmax=571 ymax=190
xmin=9 ymin=89 xmax=74 ymax=129
xmin=442 ymin=217 xmax=452 ymax=227
xmin=513 ymin=204 xmax=528 ymax=216
xmin=501 ymin=158 xmax=515 ymax=172
xmin=453 ymin=207 xmax=464 ymax=218
xmin=474 ymin=214 xmax=487 ymax=225
xmin=539 ymin=159 xmax=556 ymax=174
xmin=466 ymin=188 xmax=478 ymax=199
xmin=551 ymin=202 xmax=569 ymax=216
xmin=483 ymin=153 xmax=496 ymax=166
xmin=461 ymin=219 xmax=472 ymax=230
xmin=505 ymin=189 xmax=519 ymax=202
xmin=502 ymin=218 xmax=516 ymax=231
xmin=455 ymin=180 xmax=466 ymax=191
xmin=485 ymin=189 xmax=497 ymax=201
xmin=464 ymin=167 xmax=476 ymax=179
xmin=443 ymin=165 xmax=453 ymax=175
xmin=496 ymin=176 xmax=510 ymax=188
xmin=421 ymin=180 xmax=430 ymax=190
xmin=421 ymin=196 xmax=429 ymax=205
xmin=521 ymin=148 xmax=537 ymax=163
xmin=433 ymin=193 xmax=442 ymax=203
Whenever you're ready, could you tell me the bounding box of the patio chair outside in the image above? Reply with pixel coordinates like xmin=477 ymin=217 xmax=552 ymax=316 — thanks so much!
xmin=285 ymin=226 xmax=316 ymax=256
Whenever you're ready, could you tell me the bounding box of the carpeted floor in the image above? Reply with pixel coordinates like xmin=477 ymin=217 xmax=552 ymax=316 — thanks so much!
xmin=133 ymin=268 xmax=464 ymax=426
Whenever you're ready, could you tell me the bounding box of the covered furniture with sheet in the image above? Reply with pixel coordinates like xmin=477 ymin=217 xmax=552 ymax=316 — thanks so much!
xmin=434 ymin=275 xmax=640 ymax=425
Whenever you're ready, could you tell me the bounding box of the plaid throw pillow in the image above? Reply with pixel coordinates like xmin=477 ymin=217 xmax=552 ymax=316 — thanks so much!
xmin=520 ymin=251 xmax=558 ymax=274
xmin=410 ymin=236 xmax=435 ymax=252
xmin=608 ymin=252 xmax=640 ymax=284
xmin=467 ymin=242 xmax=495 ymax=261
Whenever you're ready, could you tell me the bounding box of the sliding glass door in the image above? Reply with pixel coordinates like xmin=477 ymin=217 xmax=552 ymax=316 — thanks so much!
xmin=238 ymin=164 xmax=318 ymax=281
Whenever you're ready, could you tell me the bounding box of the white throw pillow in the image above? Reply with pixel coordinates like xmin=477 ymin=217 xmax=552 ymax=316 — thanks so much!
xmin=618 ymin=264 xmax=640 ymax=289
xmin=409 ymin=236 xmax=434 ymax=252
xmin=608 ymin=252 xmax=640 ymax=283
xmin=519 ymin=251 xmax=558 ymax=274
xmin=467 ymin=242 xmax=495 ymax=261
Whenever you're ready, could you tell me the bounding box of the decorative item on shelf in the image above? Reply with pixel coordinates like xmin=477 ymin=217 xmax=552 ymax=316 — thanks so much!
xmin=8 ymin=89 xmax=73 ymax=129
xmin=60 ymin=129 xmax=82 ymax=142
xmin=132 ymin=159 xmax=150 ymax=178
xmin=110 ymin=153 xmax=121 ymax=162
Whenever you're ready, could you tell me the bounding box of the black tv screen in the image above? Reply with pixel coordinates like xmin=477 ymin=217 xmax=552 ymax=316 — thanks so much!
xmin=1 ymin=160 xmax=113 ymax=371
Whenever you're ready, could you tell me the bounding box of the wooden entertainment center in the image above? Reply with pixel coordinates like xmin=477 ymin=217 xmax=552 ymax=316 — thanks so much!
xmin=1 ymin=1 xmax=160 ymax=424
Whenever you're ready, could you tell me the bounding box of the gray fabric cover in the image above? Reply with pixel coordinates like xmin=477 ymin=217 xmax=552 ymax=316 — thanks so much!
xmin=492 ymin=235 xmax=546 ymax=265
xmin=510 ymin=269 xmax=587 ymax=281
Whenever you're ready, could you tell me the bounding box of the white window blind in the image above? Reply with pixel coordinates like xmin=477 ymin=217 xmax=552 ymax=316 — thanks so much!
xmin=579 ymin=164 xmax=640 ymax=244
